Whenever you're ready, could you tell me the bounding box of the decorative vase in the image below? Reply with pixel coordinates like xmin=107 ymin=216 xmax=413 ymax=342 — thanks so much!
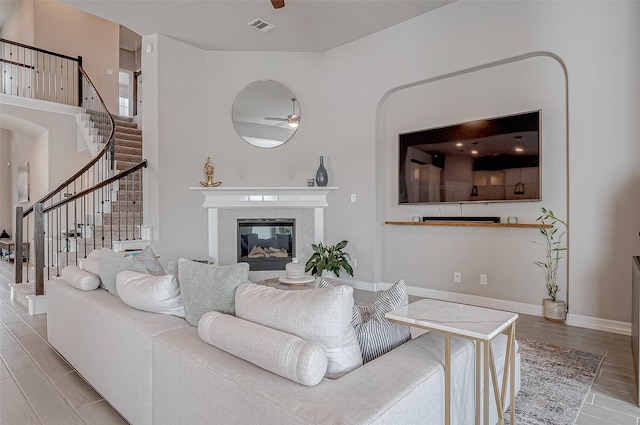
xmin=543 ymin=299 xmax=567 ymax=323
xmin=315 ymin=156 xmax=328 ymax=187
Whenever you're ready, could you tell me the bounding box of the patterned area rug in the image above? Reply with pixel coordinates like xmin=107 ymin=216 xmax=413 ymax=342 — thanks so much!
xmin=504 ymin=338 xmax=604 ymax=425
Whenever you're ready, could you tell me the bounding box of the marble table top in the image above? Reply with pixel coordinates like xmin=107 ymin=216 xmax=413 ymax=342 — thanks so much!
xmin=386 ymin=298 xmax=518 ymax=340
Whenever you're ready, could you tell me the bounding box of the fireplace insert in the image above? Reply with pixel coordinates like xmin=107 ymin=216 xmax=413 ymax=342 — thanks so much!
xmin=237 ymin=218 xmax=295 ymax=271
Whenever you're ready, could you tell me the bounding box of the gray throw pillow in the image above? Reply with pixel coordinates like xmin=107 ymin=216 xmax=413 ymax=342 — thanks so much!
xmin=99 ymin=249 xmax=147 ymax=297
xmin=134 ymin=245 xmax=165 ymax=276
xmin=320 ymin=278 xmax=412 ymax=363
xmin=178 ymin=258 xmax=249 ymax=326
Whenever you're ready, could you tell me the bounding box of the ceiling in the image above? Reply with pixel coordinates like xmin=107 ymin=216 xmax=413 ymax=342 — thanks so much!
xmin=57 ymin=0 xmax=453 ymax=52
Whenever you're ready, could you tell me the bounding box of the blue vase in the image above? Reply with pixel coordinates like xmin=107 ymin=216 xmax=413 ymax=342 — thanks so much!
xmin=315 ymin=156 xmax=328 ymax=187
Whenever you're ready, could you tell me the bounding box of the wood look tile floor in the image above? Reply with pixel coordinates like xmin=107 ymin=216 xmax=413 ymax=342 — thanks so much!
xmin=0 ymin=263 xmax=638 ymax=424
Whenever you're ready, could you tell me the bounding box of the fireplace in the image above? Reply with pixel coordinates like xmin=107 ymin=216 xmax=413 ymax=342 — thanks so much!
xmin=238 ymin=218 xmax=295 ymax=271
xmin=191 ymin=187 xmax=336 ymax=281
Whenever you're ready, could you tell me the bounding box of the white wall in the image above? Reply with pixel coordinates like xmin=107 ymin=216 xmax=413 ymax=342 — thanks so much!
xmin=33 ymin=1 xmax=120 ymax=112
xmin=0 ymin=0 xmax=34 ymax=44
xmin=143 ymin=1 xmax=640 ymax=325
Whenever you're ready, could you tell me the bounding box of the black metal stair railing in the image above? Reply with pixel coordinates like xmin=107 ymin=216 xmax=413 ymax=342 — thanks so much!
xmin=2 ymin=38 xmax=148 ymax=297
xmin=1 ymin=38 xmax=81 ymax=105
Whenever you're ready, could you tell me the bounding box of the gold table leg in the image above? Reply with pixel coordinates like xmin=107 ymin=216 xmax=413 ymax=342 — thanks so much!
xmin=445 ymin=334 xmax=451 ymax=425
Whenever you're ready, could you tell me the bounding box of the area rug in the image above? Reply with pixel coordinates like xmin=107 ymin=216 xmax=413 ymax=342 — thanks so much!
xmin=505 ymin=338 xmax=604 ymax=425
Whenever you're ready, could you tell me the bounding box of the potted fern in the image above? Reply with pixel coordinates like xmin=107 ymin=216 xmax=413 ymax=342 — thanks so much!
xmin=534 ymin=207 xmax=568 ymax=322
xmin=305 ymin=240 xmax=354 ymax=278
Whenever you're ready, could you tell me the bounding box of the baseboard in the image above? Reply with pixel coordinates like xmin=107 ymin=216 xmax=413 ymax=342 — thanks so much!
xmin=566 ymin=313 xmax=631 ymax=336
xmin=343 ymin=278 xmax=632 ymax=336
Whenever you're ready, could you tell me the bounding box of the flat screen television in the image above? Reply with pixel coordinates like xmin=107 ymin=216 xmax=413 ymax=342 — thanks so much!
xmin=398 ymin=110 xmax=541 ymax=204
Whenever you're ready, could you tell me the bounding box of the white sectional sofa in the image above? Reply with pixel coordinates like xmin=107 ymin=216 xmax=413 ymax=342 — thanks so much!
xmin=47 ymin=277 xmax=520 ymax=425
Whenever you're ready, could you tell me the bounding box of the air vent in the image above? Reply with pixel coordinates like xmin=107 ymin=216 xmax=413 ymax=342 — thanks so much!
xmin=247 ymin=18 xmax=276 ymax=33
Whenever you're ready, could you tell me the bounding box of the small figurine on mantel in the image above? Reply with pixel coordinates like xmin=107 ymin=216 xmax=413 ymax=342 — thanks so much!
xmin=200 ymin=157 xmax=221 ymax=187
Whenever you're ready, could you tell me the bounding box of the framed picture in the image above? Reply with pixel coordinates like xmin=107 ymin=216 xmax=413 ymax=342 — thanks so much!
xmin=17 ymin=162 xmax=29 ymax=203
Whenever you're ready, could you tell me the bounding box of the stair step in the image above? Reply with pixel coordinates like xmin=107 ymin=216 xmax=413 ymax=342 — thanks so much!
xmin=114 ymin=138 xmax=142 ymax=149
xmin=116 ymin=145 xmax=142 ymax=156
xmin=115 ymin=126 xmax=142 ymax=136
xmin=114 ymin=131 xmax=142 ymax=142
xmin=115 ymin=160 xmax=145 ymax=171
xmin=112 ymin=114 xmax=133 ymax=122
xmin=116 ymin=152 xmax=142 ymax=164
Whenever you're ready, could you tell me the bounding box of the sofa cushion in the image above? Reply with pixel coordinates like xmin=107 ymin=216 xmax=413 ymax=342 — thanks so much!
xmin=80 ymin=248 xmax=102 ymax=275
xmin=116 ymin=270 xmax=185 ymax=317
xmin=100 ymin=249 xmax=147 ymax=296
xmin=61 ymin=265 xmax=101 ymax=291
xmin=198 ymin=311 xmax=327 ymax=386
xmin=134 ymin=245 xmax=165 ymax=276
xmin=178 ymin=259 xmax=249 ymax=326
xmin=235 ymin=282 xmax=362 ymax=379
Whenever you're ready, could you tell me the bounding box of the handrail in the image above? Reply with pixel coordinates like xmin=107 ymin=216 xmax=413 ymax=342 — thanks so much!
xmin=43 ymin=160 xmax=147 ymax=214
xmin=0 ymin=38 xmax=80 ymax=62
xmin=22 ymin=67 xmax=115 ymax=216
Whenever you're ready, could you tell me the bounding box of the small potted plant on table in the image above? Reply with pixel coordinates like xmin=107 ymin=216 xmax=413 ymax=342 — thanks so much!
xmin=534 ymin=207 xmax=568 ymax=323
xmin=305 ymin=240 xmax=354 ymax=278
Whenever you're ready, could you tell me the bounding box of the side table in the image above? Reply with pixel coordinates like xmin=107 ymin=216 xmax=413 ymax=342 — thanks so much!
xmin=386 ymin=299 xmax=517 ymax=425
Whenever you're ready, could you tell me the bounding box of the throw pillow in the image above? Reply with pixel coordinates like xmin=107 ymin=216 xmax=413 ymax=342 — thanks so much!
xmin=235 ymin=282 xmax=362 ymax=379
xmin=177 ymin=259 xmax=249 ymax=326
xmin=134 ymin=245 xmax=166 ymax=276
xmin=79 ymin=248 xmax=102 ymax=275
xmin=99 ymin=249 xmax=147 ymax=297
xmin=61 ymin=265 xmax=101 ymax=291
xmin=320 ymin=278 xmax=412 ymax=363
xmin=198 ymin=311 xmax=327 ymax=386
xmin=116 ymin=270 xmax=185 ymax=317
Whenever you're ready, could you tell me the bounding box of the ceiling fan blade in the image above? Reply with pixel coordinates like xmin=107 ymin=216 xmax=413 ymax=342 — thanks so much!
xmin=264 ymin=117 xmax=287 ymax=121
xmin=271 ymin=0 xmax=285 ymax=9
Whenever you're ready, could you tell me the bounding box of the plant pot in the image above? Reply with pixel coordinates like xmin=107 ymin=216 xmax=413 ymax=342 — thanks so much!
xmin=543 ymin=299 xmax=567 ymax=323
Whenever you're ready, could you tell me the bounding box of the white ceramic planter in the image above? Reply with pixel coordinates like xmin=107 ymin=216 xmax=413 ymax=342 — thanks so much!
xmin=543 ymin=299 xmax=567 ymax=323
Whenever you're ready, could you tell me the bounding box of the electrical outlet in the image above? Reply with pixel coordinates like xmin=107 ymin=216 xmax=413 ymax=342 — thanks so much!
xmin=454 ymin=272 xmax=461 ymax=283
xmin=167 ymin=261 xmax=175 ymax=271
xmin=480 ymin=274 xmax=488 ymax=285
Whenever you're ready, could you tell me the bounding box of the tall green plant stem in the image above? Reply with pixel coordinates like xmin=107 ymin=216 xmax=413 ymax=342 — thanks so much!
xmin=534 ymin=207 xmax=568 ymax=302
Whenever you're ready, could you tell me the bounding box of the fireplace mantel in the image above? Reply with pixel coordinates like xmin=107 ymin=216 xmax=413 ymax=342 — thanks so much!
xmin=191 ymin=187 xmax=338 ymax=266
xmin=190 ymin=187 xmax=338 ymax=208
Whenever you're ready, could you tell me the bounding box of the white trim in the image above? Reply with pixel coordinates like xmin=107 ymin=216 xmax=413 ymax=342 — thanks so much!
xmin=566 ymin=313 xmax=631 ymax=336
xmin=344 ymin=279 xmax=632 ymax=336
xmin=26 ymin=294 xmax=47 ymax=315
xmin=0 ymin=93 xmax=80 ymax=115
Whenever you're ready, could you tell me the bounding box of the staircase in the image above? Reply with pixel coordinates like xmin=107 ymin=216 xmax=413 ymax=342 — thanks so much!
xmin=58 ymin=115 xmax=147 ymax=266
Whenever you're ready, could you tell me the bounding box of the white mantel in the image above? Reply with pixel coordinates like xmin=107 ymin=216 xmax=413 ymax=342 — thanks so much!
xmin=191 ymin=187 xmax=338 ymax=266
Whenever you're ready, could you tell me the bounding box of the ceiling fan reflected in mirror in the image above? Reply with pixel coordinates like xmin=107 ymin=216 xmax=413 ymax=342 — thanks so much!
xmin=271 ymin=0 xmax=285 ymax=9
xmin=265 ymin=98 xmax=300 ymax=128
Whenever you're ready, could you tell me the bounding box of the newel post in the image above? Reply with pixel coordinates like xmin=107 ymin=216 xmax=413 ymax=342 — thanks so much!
xmin=15 ymin=206 xmax=23 ymax=283
xmin=34 ymin=203 xmax=44 ymax=296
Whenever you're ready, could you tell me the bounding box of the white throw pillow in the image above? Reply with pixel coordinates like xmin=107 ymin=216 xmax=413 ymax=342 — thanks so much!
xmin=79 ymin=248 xmax=102 ymax=275
xmin=198 ymin=311 xmax=327 ymax=386
xmin=61 ymin=265 xmax=101 ymax=291
xmin=116 ymin=270 xmax=185 ymax=317
xmin=235 ymin=282 xmax=362 ymax=379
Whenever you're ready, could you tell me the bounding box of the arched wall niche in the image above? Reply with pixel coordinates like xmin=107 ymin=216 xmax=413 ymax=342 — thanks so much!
xmin=374 ymin=53 xmax=569 ymax=309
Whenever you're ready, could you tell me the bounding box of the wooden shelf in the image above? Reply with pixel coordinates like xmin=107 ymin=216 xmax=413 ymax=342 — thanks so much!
xmin=385 ymin=221 xmax=552 ymax=229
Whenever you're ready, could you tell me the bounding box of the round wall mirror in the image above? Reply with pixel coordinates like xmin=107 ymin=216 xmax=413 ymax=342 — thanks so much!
xmin=232 ymin=80 xmax=301 ymax=148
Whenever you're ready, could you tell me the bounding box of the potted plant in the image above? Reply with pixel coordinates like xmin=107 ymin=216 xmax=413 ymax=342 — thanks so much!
xmin=305 ymin=240 xmax=354 ymax=278
xmin=534 ymin=207 xmax=568 ymax=322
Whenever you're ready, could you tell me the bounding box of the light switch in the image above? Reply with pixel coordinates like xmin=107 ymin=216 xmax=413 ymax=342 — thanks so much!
xmin=106 ymin=69 xmax=113 ymax=76
xmin=350 ymin=194 xmax=356 ymax=203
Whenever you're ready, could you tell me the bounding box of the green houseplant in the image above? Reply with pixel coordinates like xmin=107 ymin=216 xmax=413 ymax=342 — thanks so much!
xmin=305 ymin=240 xmax=354 ymax=278
xmin=534 ymin=207 xmax=568 ymax=322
